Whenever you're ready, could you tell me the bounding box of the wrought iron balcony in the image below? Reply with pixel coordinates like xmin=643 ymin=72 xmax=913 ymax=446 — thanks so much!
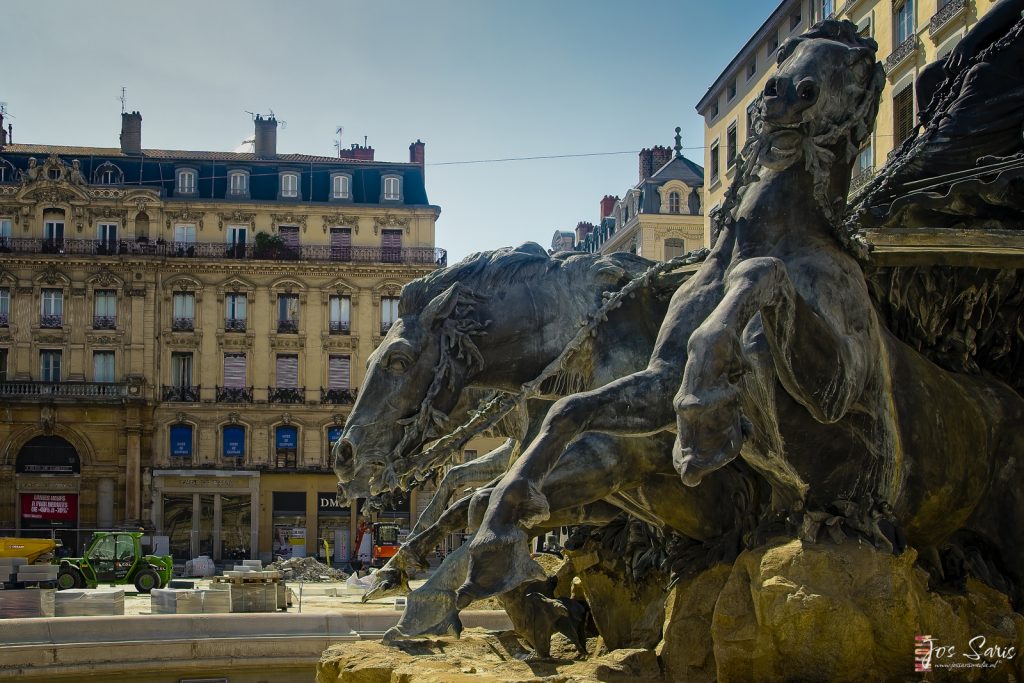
xmin=216 ymin=385 xmax=254 ymax=403
xmin=380 ymin=321 xmax=394 ymax=336
xmin=0 ymin=381 xmax=128 ymax=400
xmin=172 ymin=317 xmax=194 ymax=331
xmin=93 ymin=315 xmax=116 ymax=330
xmin=930 ymin=0 xmax=966 ymax=34
xmin=224 ymin=317 xmax=247 ymax=332
xmin=40 ymin=314 xmax=63 ymax=329
xmin=849 ymin=166 xmax=875 ymax=194
xmin=268 ymin=386 xmax=305 ymax=404
xmin=162 ymin=384 xmax=200 ymax=402
xmin=0 ymin=237 xmax=447 ymax=266
xmin=0 ymin=312 xmax=7 ymax=327
xmin=277 ymin=319 xmax=299 ymax=334
xmin=329 ymin=320 xmax=350 ymax=335
xmin=885 ymin=35 xmax=917 ymax=71
xmin=321 ymin=387 xmax=356 ymax=405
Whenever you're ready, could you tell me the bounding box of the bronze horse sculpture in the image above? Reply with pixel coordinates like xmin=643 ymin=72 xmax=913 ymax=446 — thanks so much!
xmin=459 ymin=21 xmax=1024 ymax=611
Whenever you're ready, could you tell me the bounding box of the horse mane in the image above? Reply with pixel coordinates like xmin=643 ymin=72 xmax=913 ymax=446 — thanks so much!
xmin=398 ymin=242 xmax=652 ymax=315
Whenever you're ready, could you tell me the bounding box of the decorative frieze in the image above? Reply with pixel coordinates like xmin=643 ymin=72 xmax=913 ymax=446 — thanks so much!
xmin=373 ymin=213 xmax=410 ymax=235
xmin=166 ymin=208 xmax=206 ymax=230
xmin=217 ymin=209 xmax=255 ymax=231
xmin=271 ymin=212 xmax=308 ymax=233
xmin=321 ymin=213 xmax=361 ymax=234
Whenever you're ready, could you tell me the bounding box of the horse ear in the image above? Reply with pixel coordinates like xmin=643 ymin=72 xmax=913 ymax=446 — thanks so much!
xmin=419 ymin=283 xmax=462 ymax=329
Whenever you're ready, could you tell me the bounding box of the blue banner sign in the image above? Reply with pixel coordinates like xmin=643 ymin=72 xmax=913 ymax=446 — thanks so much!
xmin=276 ymin=425 xmax=298 ymax=449
xmin=170 ymin=425 xmax=193 ymax=457
xmin=223 ymin=426 xmax=245 ymax=457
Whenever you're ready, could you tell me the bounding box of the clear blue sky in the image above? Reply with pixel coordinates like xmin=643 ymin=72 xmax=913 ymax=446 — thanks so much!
xmin=3 ymin=0 xmax=774 ymax=262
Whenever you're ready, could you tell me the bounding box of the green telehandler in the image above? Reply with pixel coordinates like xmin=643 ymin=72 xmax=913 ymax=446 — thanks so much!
xmin=57 ymin=531 xmax=172 ymax=593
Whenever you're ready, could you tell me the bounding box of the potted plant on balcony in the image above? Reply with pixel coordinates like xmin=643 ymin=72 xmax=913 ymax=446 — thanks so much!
xmin=253 ymin=231 xmax=287 ymax=260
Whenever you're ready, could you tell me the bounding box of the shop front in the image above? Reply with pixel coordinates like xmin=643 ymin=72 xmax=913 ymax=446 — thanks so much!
xmin=14 ymin=435 xmax=82 ymax=551
xmin=316 ymin=491 xmax=353 ymax=564
xmin=260 ymin=472 xmax=347 ymax=563
xmin=151 ymin=470 xmax=259 ymax=562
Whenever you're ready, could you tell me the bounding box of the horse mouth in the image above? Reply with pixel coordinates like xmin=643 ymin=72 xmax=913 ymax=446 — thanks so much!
xmin=759 ymin=126 xmax=804 ymax=169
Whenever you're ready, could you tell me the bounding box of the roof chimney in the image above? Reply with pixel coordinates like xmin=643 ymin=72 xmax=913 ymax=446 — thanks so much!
xmin=254 ymin=115 xmax=278 ymax=158
xmin=0 ymin=111 xmax=5 ymax=149
xmin=650 ymin=145 xmax=672 ymax=174
xmin=409 ymin=139 xmax=425 ymax=165
xmin=339 ymin=142 xmax=374 ymax=161
xmin=120 ymin=111 xmax=142 ymax=155
xmin=638 ymin=148 xmax=654 ymax=182
xmin=575 ymin=221 xmax=595 ymax=244
xmin=600 ymin=195 xmax=617 ymax=220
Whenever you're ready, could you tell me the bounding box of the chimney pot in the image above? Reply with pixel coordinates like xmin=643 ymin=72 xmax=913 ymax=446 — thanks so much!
xmin=409 ymin=139 xmax=425 ymax=165
xmin=575 ymin=221 xmax=595 ymax=243
xmin=120 ymin=111 xmax=143 ymax=155
xmin=600 ymin=195 xmax=618 ymax=220
xmin=254 ymin=115 xmax=278 ymax=158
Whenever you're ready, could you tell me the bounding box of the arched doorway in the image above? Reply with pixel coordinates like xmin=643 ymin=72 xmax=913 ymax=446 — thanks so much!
xmin=17 ymin=436 xmax=81 ymax=544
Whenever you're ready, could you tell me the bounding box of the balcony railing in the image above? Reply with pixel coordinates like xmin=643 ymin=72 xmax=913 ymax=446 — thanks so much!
xmin=0 ymin=237 xmax=447 ymax=266
xmin=93 ymin=315 xmax=116 ymax=330
xmin=930 ymin=0 xmax=966 ymax=34
xmin=380 ymin=321 xmax=394 ymax=336
xmin=216 ymin=385 xmax=254 ymax=403
xmin=885 ymin=35 xmax=917 ymax=71
xmin=329 ymin=320 xmax=350 ymax=335
xmin=268 ymin=386 xmax=305 ymax=404
xmin=224 ymin=317 xmax=247 ymax=332
xmin=40 ymin=314 xmax=63 ymax=329
xmin=277 ymin=319 xmax=299 ymax=334
xmin=849 ymin=166 xmax=875 ymax=194
xmin=321 ymin=387 xmax=357 ymax=405
xmin=1 ymin=381 xmax=128 ymax=399
xmin=162 ymin=384 xmax=200 ymax=402
xmin=172 ymin=317 xmax=194 ymax=331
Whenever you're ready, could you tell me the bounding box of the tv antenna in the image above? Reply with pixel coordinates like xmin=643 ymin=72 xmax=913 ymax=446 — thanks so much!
xmin=333 ymin=126 xmax=344 ymax=153
xmin=245 ymin=109 xmax=287 ymax=129
xmin=119 ymin=87 xmax=127 ymax=114
xmin=0 ymin=102 xmax=11 ymax=119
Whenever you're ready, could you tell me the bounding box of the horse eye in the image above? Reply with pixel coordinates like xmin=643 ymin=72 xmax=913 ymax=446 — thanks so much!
xmin=388 ymin=356 xmax=410 ymax=373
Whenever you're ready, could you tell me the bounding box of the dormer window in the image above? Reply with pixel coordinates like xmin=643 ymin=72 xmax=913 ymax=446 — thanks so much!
xmin=177 ymin=168 xmax=197 ymax=194
xmin=94 ymin=162 xmax=123 ymax=185
xmin=668 ymin=192 xmax=681 ymax=214
xmin=382 ymin=175 xmax=401 ymax=201
xmin=280 ymin=172 xmax=299 ymax=198
xmin=0 ymin=159 xmax=14 ymax=183
xmin=331 ymin=173 xmax=351 ymax=200
xmin=228 ymin=170 xmax=249 ymax=196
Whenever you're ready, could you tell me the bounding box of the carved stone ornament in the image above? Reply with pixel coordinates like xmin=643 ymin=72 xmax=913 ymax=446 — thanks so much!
xmin=90 ymin=335 xmax=119 ymax=345
xmin=175 ymin=412 xmax=186 ymax=424
xmin=281 ymin=413 xmax=292 ymax=425
xmin=332 ymin=414 xmax=344 ymax=426
xmin=26 ymin=187 xmax=77 ymax=205
xmin=227 ymin=411 xmax=240 ymax=425
xmin=89 ymin=188 xmax=126 ymax=200
xmin=166 ymin=208 xmax=205 ymax=230
xmin=373 ymin=213 xmax=410 ymax=236
xmin=0 ymin=204 xmax=21 ymax=223
xmin=40 ymin=406 xmax=55 ymax=436
xmin=91 ymin=269 xmax=119 ymax=288
xmin=127 ymin=287 xmax=147 ymax=298
xmin=321 ymin=213 xmax=361 ymax=234
xmin=217 ymin=210 xmax=256 ymax=231
xmin=38 ymin=266 xmax=66 ymax=286
xmin=70 ymin=287 xmax=86 ymax=297
xmin=272 ymin=213 xmax=309 ymax=234
xmin=87 ymin=206 xmax=128 ymax=223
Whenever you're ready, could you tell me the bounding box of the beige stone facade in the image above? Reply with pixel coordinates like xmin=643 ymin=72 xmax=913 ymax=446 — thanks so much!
xmin=0 ymin=114 xmax=491 ymax=562
xmin=697 ymin=0 xmax=998 ymax=240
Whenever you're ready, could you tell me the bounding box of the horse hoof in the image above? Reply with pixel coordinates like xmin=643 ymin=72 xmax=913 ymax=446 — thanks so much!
xmin=459 ymin=525 xmax=545 ymax=607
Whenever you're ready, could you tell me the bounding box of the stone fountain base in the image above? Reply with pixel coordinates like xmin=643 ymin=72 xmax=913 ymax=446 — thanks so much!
xmin=317 ymin=540 xmax=1024 ymax=682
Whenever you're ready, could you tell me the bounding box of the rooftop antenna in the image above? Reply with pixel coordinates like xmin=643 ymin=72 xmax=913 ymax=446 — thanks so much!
xmin=0 ymin=102 xmax=11 ymax=119
xmin=119 ymin=87 xmax=127 ymax=114
xmin=245 ymin=110 xmax=287 ymax=129
xmin=333 ymin=126 xmax=344 ymax=154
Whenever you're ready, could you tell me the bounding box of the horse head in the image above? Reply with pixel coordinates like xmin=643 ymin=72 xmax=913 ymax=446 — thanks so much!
xmin=334 ymin=280 xmax=487 ymax=502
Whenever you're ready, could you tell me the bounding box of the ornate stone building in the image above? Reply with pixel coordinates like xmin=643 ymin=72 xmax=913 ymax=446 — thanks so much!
xmin=575 ymin=132 xmax=705 ymax=259
xmin=697 ymin=0 xmax=999 ymax=241
xmin=0 ymin=111 xmax=459 ymax=562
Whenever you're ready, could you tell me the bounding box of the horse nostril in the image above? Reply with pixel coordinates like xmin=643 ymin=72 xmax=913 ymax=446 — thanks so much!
xmin=333 ymin=439 xmax=355 ymax=473
xmin=764 ymin=77 xmax=779 ymax=98
xmin=796 ymin=79 xmax=818 ymax=103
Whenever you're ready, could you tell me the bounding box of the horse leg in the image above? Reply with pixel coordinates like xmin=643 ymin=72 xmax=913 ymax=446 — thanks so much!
xmin=674 ymin=255 xmax=875 ymax=487
xmin=461 ymin=234 xmax=739 ymax=604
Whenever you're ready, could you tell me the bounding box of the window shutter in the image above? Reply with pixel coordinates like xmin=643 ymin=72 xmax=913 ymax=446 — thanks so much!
xmin=893 ymin=85 xmax=914 ymax=145
xmin=224 ymin=353 xmax=247 ymax=388
xmin=382 ymin=229 xmax=402 ymax=249
xmin=328 ymin=355 xmax=350 ymax=389
xmin=279 ymin=226 xmax=300 ymax=248
xmin=276 ymin=354 xmax=299 ymax=388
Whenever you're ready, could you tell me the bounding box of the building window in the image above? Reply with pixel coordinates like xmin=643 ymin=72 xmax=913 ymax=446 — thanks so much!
xmin=171 ymin=352 xmax=193 ymax=387
xmin=726 ymin=124 xmax=738 ymax=168
xmin=856 ymin=141 xmax=873 ymax=176
xmin=328 ymin=355 xmax=351 ymax=390
xmin=223 ymin=425 xmax=246 ymax=459
xmin=331 ymin=174 xmax=350 ymax=199
xmin=170 ymin=424 xmax=194 ymax=459
xmin=177 ymin=169 xmax=196 ymax=194
xmin=172 ymin=292 xmax=195 ymax=331
xmin=382 ymin=176 xmax=401 ymax=201
xmin=94 ymin=290 xmax=117 ymax=329
xmin=278 ymin=226 xmax=300 ymax=255
xmin=277 ymin=294 xmax=299 ymax=333
xmin=275 ymin=425 xmax=299 ymax=468
xmin=329 ymin=227 xmax=352 ymax=260
xmin=93 ymin=351 xmax=115 ymax=383
xmin=280 ymin=172 xmax=299 ymax=198
xmin=664 ymin=238 xmax=687 ymax=260
xmin=767 ymin=30 xmax=779 ymax=55
xmin=710 ymin=101 xmax=719 ymax=119
xmin=0 ymin=287 xmax=9 ymax=327
xmin=226 ymin=226 xmax=247 ymax=258
xmin=668 ymin=191 xmax=681 ymax=214
xmin=0 ymin=218 xmax=11 ymax=249
xmin=218 ymin=352 xmax=249 ymax=403
xmin=895 ymin=0 xmax=914 ymax=44
xmin=329 ymin=295 xmax=351 ymax=334
xmin=893 ymin=84 xmax=915 ymax=146
xmin=381 ymin=228 xmax=403 ymax=263
xmin=710 ymin=142 xmax=720 ymax=184
xmin=857 ymin=16 xmax=873 ymax=39
xmin=228 ymin=171 xmax=248 ymax=195
xmin=96 ymin=223 xmax=119 ymax=254
xmin=746 ymin=58 xmax=756 ymax=80
xmin=225 ymin=293 xmax=247 ymax=331
xmin=41 ymin=289 xmax=63 ymax=328
xmin=790 ymin=7 xmax=802 ymax=30
xmin=40 ymin=350 xmax=61 ymax=382
xmin=0 ymin=348 xmax=7 ymax=382
xmin=174 ymin=224 xmax=196 ymax=244
xmin=820 ymin=0 xmax=834 ymax=19
xmin=275 ymin=354 xmax=299 ymax=388
xmin=0 ymin=159 xmax=14 ymax=183
xmin=381 ymin=296 xmax=400 ymax=335
xmin=43 ymin=221 xmax=64 ymax=253
xmin=94 ymin=162 xmax=123 ymax=185
xmin=727 ymin=80 xmax=737 ymax=101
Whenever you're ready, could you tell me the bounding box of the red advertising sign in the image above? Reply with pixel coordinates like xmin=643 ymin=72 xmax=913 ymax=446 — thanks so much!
xmin=21 ymin=493 xmax=78 ymax=522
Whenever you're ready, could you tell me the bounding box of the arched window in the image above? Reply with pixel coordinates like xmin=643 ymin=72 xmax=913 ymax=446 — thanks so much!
xmin=93 ymin=162 xmax=124 ymax=185
xmin=275 ymin=425 xmax=299 ymax=468
xmin=668 ymin=191 xmax=681 ymax=214
xmin=0 ymin=158 xmax=16 ymax=183
xmin=223 ymin=425 xmax=246 ymax=459
xmin=169 ymin=424 xmax=194 ymax=459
